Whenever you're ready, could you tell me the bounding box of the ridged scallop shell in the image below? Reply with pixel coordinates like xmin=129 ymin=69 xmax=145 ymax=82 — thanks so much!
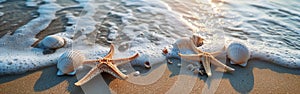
xmin=41 ymin=35 xmax=65 ymax=49
xmin=57 ymin=50 xmax=85 ymax=76
xmin=227 ymin=42 xmax=250 ymax=67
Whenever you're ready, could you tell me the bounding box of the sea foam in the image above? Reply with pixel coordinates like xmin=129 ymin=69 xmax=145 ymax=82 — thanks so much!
xmin=0 ymin=0 xmax=194 ymax=75
xmin=0 ymin=0 xmax=64 ymax=75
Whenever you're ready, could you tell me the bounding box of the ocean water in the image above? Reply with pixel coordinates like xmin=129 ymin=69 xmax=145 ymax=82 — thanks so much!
xmin=0 ymin=0 xmax=299 ymax=75
xmin=221 ymin=0 xmax=300 ymax=49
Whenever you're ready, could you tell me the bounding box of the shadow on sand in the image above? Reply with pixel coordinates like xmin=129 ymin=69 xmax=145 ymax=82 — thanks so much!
xmin=1 ymin=58 xmax=299 ymax=93
xmin=0 ymin=66 xmax=84 ymax=94
xmin=165 ymin=57 xmax=300 ymax=93
xmin=32 ymin=66 xmax=84 ymax=94
xmin=223 ymin=59 xmax=300 ymax=93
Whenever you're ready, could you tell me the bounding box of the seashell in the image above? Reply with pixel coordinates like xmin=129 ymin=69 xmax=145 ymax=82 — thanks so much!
xmin=57 ymin=50 xmax=85 ymax=76
xmin=162 ymin=47 xmax=168 ymax=54
xmin=167 ymin=59 xmax=173 ymax=64
xmin=173 ymin=34 xmax=204 ymax=56
xmin=177 ymin=63 xmax=182 ymax=67
xmin=144 ymin=61 xmax=151 ymax=69
xmin=191 ymin=34 xmax=204 ymax=47
xmin=198 ymin=69 xmax=205 ymax=75
xmin=186 ymin=64 xmax=195 ymax=71
xmin=133 ymin=71 xmax=140 ymax=76
xmin=227 ymin=42 xmax=250 ymax=67
xmin=41 ymin=35 xmax=66 ymax=49
xmin=120 ymin=68 xmax=127 ymax=74
xmin=62 ymin=37 xmax=73 ymax=48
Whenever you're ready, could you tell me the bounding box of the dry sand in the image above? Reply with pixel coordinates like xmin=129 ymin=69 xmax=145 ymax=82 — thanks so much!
xmin=1 ymin=60 xmax=300 ymax=94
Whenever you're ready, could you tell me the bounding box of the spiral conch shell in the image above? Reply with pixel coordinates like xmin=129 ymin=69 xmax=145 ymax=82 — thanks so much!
xmin=41 ymin=35 xmax=66 ymax=49
xmin=226 ymin=42 xmax=250 ymax=67
xmin=57 ymin=50 xmax=85 ymax=76
xmin=191 ymin=34 xmax=204 ymax=47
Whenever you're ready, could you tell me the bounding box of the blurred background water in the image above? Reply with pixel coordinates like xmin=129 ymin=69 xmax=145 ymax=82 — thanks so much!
xmin=1 ymin=0 xmax=299 ymax=50
xmin=164 ymin=0 xmax=300 ymax=51
xmin=220 ymin=0 xmax=300 ymax=50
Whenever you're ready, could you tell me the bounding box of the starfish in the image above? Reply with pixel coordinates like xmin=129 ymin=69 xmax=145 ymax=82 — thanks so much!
xmin=178 ymin=47 xmax=235 ymax=77
xmin=74 ymin=44 xmax=139 ymax=86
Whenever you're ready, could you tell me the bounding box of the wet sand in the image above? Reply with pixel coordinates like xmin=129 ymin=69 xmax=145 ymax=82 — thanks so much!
xmin=0 ymin=0 xmax=39 ymax=38
xmin=1 ymin=60 xmax=300 ymax=94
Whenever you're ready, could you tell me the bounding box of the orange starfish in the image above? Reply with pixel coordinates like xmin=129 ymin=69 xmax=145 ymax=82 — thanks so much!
xmin=75 ymin=44 xmax=139 ymax=86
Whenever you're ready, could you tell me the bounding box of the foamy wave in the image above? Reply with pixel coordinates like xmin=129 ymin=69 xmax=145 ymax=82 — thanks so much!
xmin=0 ymin=0 xmax=198 ymax=75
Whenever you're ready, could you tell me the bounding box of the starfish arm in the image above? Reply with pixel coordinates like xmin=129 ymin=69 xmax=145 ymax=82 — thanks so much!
xmin=189 ymin=42 xmax=203 ymax=53
xmin=209 ymin=46 xmax=226 ymax=56
xmin=104 ymin=44 xmax=115 ymax=59
xmin=202 ymin=56 xmax=212 ymax=77
xmin=209 ymin=55 xmax=235 ymax=72
xmin=75 ymin=66 xmax=102 ymax=86
xmin=82 ymin=60 xmax=98 ymax=67
xmin=178 ymin=53 xmax=204 ymax=61
xmin=112 ymin=53 xmax=139 ymax=66
xmin=83 ymin=60 xmax=99 ymax=63
xmin=209 ymin=51 xmax=224 ymax=57
xmin=107 ymin=64 xmax=128 ymax=79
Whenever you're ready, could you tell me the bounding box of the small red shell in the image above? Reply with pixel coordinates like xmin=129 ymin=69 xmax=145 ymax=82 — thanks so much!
xmin=162 ymin=48 xmax=168 ymax=54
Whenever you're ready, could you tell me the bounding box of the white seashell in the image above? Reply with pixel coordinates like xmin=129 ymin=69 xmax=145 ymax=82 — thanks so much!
xmin=62 ymin=37 xmax=73 ymax=47
xmin=174 ymin=35 xmax=204 ymax=52
xmin=144 ymin=61 xmax=151 ymax=69
xmin=186 ymin=64 xmax=195 ymax=71
xmin=120 ymin=68 xmax=127 ymax=74
xmin=227 ymin=42 xmax=250 ymax=67
xmin=167 ymin=59 xmax=173 ymax=64
xmin=177 ymin=63 xmax=182 ymax=67
xmin=191 ymin=34 xmax=204 ymax=47
xmin=57 ymin=50 xmax=85 ymax=76
xmin=133 ymin=71 xmax=140 ymax=76
xmin=41 ymin=35 xmax=65 ymax=49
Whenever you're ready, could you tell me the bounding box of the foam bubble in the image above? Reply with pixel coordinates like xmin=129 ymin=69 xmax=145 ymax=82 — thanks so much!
xmin=43 ymin=0 xmax=56 ymax=3
xmin=0 ymin=51 xmax=60 ymax=75
xmin=25 ymin=1 xmax=38 ymax=7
